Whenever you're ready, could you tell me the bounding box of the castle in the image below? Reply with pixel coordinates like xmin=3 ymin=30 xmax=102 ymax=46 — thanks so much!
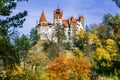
xmin=36 ymin=6 xmax=84 ymax=42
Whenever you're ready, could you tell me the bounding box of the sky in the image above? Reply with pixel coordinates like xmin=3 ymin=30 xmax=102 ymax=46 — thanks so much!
xmin=13 ymin=0 xmax=120 ymax=35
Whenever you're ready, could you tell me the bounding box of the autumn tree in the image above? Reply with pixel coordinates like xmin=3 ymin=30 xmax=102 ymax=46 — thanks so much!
xmin=27 ymin=50 xmax=49 ymax=72
xmin=97 ymin=25 xmax=107 ymax=39
xmin=0 ymin=64 xmax=25 ymax=80
xmin=77 ymin=29 xmax=86 ymax=50
xmin=110 ymin=15 xmax=120 ymax=51
xmin=88 ymin=27 xmax=120 ymax=78
xmin=93 ymin=39 xmax=119 ymax=78
xmin=48 ymin=55 xmax=91 ymax=80
xmin=102 ymin=14 xmax=120 ymax=49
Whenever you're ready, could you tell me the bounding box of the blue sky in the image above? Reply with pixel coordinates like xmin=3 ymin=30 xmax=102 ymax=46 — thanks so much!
xmin=14 ymin=0 xmax=120 ymax=35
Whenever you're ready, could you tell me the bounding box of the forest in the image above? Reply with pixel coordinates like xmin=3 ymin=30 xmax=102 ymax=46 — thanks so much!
xmin=0 ymin=0 xmax=120 ymax=80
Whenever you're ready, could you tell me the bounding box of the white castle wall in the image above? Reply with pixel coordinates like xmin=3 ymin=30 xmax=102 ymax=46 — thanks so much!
xmin=37 ymin=18 xmax=84 ymax=42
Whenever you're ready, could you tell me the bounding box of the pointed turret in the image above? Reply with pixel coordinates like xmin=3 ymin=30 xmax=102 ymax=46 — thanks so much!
xmin=40 ymin=10 xmax=47 ymax=22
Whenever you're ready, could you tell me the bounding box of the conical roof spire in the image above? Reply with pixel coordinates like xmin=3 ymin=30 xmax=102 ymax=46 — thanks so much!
xmin=40 ymin=10 xmax=47 ymax=22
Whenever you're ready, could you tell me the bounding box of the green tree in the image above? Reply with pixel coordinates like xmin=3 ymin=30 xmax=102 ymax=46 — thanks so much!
xmin=55 ymin=24 xmax=66 ymax=53
xmin=88 ymin=15 xmax=120 ymax=78
xmin=55 ymin=24 xmax=66 ymax=45
xmin=103 ymin=13 xmax=113 ymax=25
xmin=102 ymin=14 xmax=120 ymax=51
xmin=0 ymin=0 xmax=27 ymax=67
xmin=77 ymin=29 xmax=86 ymax=50
xmin=30 ymin=28 xmax=39 ymax=46
xmin=43 ymin=41 xmax=59 ymax=61
xmin=110 ymin=14 xmax=120 ymax=51
xmin=112 ymin=0 xmax=120 ymax=8
xmin=14 ymin=35 xmax=31 ymax=69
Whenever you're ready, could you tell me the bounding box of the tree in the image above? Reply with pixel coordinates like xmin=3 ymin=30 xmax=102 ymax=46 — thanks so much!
xmin=110 ymin=14 xmax=120 ymax=51
xmin=77 ymin=29 xmax=86 ymax=50
xmin=88 ymin=14 xmax=120 ymax=79
xmin=97 ymin=25 xmax=106 ymax=39
xmin=93 ymin=39 xmax=119 ymax=78
xmin=112 ymin=0 xmax=120 ymax=8
xmin=14 ymin=35 xmax=31 ymax=69
xmin=0 ymin=0 xmax=28 ymax=67
xmin=30 ymin=28 xmax=39 ymax=46
xmin=52 ymin=23 xmax=66 ymax=54
xmin=103 ymin=13 xmax=113 ymax=25
xmin=55 ymin=24 xmax=66 ymax=46
xmin=0 ymin=64 xmax=25 ymax=80
xmin=102 ymin=14 xmax=120 ymax=51
xmin=0 ymin=0 xmax=16 ymax=16
xmin=48 ymin=55 xmax=91 ymax=80
xmin=45 ymin=42 xmax=59 ymax=60
xmin=27 ymin=50 xmax=49 ymax=72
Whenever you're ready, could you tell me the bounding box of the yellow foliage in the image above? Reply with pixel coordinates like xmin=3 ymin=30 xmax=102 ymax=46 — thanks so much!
xmin=106 ymin=46 xmax=113 ymax=52
xmin=40 ymin=73 xmax=53 ymax=80
xmin=0 ymin=64 xmax=25 ymax=79
xmin=106 ymin=39 xmax=117 ymax=59
xmin=0 ymin=71 xmax=7 ymax=78
xmin=7 ymin=64 xmax=25 ymax=76
xmin=89 ymin=33 xmax=98 ymax=39
xmin=88 ymin=33 xmax=102 ymax=47
xmin=96 ymin=48 xmax=111 ymax=60
xmin=106 ymin=39 xmax=115 ymax=46
xmin=106 ymin=39 xmax=116 ymax=52
xmin=78 ymin=29 xmax=86 ymax=39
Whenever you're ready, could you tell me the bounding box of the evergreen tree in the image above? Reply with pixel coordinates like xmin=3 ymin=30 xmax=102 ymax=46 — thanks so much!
xmin=0 ymin=0 xmax=27 ymax=67
xmin=14 ymin=34 xmax=31 ymax=69
xmin=55 ymin=24 xmax=66 ymax=45
xmin=30 ymin=28 xmax=39 ymax=46
xmin=55 ymin=23 xmax=66 ymax=53
xmin=112 ymin=0 xmax=120 ymax=8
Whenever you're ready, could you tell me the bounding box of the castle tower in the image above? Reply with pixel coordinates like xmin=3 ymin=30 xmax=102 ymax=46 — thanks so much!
xmin=79 ymin=15 xmax=84 ymax=28
xmin=36 ymin=10 xmax=49 ymax=40
xmin=53 ymin=6 xmax=63 ymax=24
xmin=39 ymin=10 xmax=47 ymax=26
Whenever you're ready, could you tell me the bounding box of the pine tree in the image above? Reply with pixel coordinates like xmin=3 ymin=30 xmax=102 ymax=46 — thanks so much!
xmin=0 ymin=0 xmax=27 ymax=67
xmin=30 ymin=28 xmax=39 ymax=46
xmin=112 ymin=0 xmax=120 ymax=8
